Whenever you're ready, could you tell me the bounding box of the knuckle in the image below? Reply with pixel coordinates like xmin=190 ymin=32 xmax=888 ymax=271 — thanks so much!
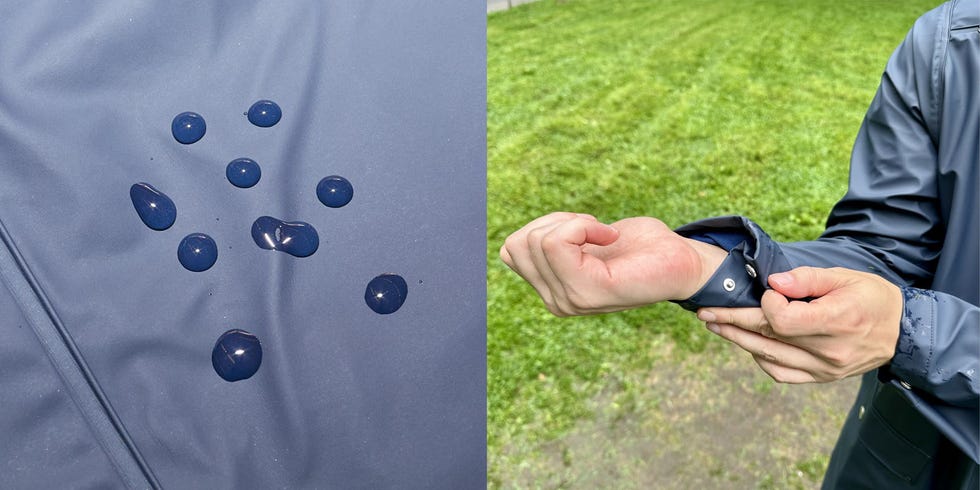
xmin=768 ymin=312 xmax=791 ymax=333
xmin=724 ymin=311 xmax=739 ymax=325
xmin=526 ymin=228 xmax=546 ymax=245
xmin=823 ymin=349 xmax=849 ymax=368
xmin=564 ymin=289 xmax=592 ymax=311
xmin=503 ymin=234 xmax=523 ymax=252
xmin=546 ymin=303 xmax=567 ymax=317
xmin=539 ymin=232 xmax=563 ymax=253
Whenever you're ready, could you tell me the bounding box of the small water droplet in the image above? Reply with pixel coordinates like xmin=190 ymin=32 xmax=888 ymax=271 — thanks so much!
xmin=171 ymin=111 xmax=206 ymax=144
xmin=212 ymin=329 xmax=262 ymax=382
xmin=178 ymin=233 xmax=218 ymax=272
xmin=226 ymin=158 xmax=261 ymax=188
xmin=247 ymin=100 xmax=282 ymax=127
xmin=365 ymin=274 xmax=408 ymax=314
xmin=316 ymin=175 xmax=354 ymax=208
xmin=251 ymin=216 xmax=319 ymax=258
xmin=130 ymin=183 xmax=176 ymax=231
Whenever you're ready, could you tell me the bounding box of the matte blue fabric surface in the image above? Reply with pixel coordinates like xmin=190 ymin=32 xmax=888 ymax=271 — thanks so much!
xmin=0 ymin=2 xmax=486 ymax=488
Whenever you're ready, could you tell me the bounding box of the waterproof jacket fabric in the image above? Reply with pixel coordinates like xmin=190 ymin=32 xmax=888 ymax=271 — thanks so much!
xmin=0 ymin=2 xmax=486 ymax=488
xmin=676 ymin=1 xmax=979 ymax=488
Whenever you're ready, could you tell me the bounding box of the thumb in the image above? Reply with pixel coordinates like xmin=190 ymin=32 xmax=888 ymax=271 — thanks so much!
xmin=544 ymin=218 xmax=619 ymax=279
xmin=582 ymin=220 xmax=620 ymax=246
xmin=767 ymin=267 xmax=848 ymax=299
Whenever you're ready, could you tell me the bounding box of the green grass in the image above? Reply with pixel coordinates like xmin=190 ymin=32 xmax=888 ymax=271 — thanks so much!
xmin=488 ymin=0 xmax=936 ymax=486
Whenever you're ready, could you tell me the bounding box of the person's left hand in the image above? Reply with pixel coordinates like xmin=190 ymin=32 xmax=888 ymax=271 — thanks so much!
xmin=697 ymin=266 xmax=903 ymax=383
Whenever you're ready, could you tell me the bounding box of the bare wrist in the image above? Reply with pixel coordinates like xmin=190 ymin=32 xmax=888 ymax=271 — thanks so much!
xmin=680 ymin=238 xmax=728 ymax=299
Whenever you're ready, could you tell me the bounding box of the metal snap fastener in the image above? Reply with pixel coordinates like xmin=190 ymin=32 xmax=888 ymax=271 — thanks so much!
xmin=900 ymin=380 xmax=912 ymax=390
xmin=723 ymin=278 xmax=736 ymax=291
xmin=745 ymin=264 xmax=757 ymax=278
xmin=858 ymin=406 xmax=865 ymax=419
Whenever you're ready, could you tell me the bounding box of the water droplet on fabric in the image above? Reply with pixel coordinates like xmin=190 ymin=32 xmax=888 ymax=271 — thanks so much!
xmin=177 ymin=233 xmax=218 ymax=272
xmin=364 ymin=274 xmax=408 ymax=314
xmin=247 ymin=100 xmax=282 ymax=127
xmin=212 ymin=329 xmax=262 ymax=382
xmin=250 ymin=216 xmax=319 ymax=258
xmin=226 ymin=158 xmax=261 ymax=188
xmin=130 ymin=183 xmax=177 ymax=231
xmin=316 ymin=175 xmax=354 ymax=208
xmin=171 ymin=111 xmax=206 ymax=144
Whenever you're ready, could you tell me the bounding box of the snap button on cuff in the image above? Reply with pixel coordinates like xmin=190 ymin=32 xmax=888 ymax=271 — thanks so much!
xmin=723 ymin=278 xmax=736 ymax=291
xmin=745 ymin=264 xmax=757 ymax=278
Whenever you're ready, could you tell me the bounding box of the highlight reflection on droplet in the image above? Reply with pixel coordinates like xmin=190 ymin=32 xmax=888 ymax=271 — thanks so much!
xmin=316 ymin=175 xmax=353 ymax=208
xmin=364 ymin=274 xmax=408 ymax=314
xmin=212 ymin=329 xmax=262 ymax=382
xmin=250 ymin=216 xmax=319 ymax=258
xmin=177 ymin=233 xmax=218 ymax=272
xmin=130 ymin=182 xmax=177 ymax=231
xmin=226 ymin=158 xmax=261 ymax=188
xmin=247 ymin=100 xmax=282 ymax=127
xmin=171 ymin=111 xmax=206 ymax=144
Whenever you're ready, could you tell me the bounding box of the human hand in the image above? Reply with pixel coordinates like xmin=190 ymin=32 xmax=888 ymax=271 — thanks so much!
xmin=698 ymin=267 xmax=902 ymax=383
xmin=499 ymin=212 xmax=727 ymax=316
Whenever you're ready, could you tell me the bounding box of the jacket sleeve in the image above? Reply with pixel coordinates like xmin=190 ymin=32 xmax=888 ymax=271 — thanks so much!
xmin=672 ymin=1 xmax=978 ymax=461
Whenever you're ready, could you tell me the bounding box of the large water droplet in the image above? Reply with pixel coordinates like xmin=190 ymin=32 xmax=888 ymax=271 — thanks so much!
xmin=178 ymin=233 xmax=218 ymax=272
xmin=226 ymin=158 xmax=261 ymax=188
xmin=251 ymin=216 xmax=319 ymax=258
xmin=316 ymin=175 xmax=354 ymax=208
xmin=364 ymin=274 xmax=408 ymax=314
xmin=171 ymin=111 xmax=206 ymax=144
xmin=247 ymin=100 xmax=282 ymax=128
xmin=130 ymin=183 xmax=176 ymax=231
xmin=212 ymin=329 xmax=262 ymax=382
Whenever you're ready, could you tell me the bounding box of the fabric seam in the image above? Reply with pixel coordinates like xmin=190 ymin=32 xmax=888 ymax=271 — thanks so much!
xmin=0 ymin=218 xmax=159 ymax=490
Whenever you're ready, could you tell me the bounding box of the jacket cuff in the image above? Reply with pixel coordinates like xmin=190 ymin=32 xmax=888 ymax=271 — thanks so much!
xmin=671 ymin=216 xmax=793 ymax=311
xmin=886 ymin=286 xmax=936 ymax=387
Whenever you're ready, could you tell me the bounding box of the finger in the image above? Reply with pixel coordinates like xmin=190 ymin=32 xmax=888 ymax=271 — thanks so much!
xmin=706 ymin=322 xmax=821 ymax=374
xmin=760 ymin=288 xmax=831 ymax=338
xmin=526 ymin=220 xmax=578 ymax=312
xmin=502 ymin=214 xmax=583 ymax=306
xmin=508 ymin=212 xmax=582 ymax=240
xmin=767 ymin=266 xmax=850 ymax=300
xmin=697 ymin=307 xmax=774 ymax=338
xmin=538 ymin=218 xmax=621 ymax=312
xmin=501 ymin=213 xmax=597 ymax=267
xmin=751 ymin=356 xmax=817 ymax=384
xmin=542 ymin=218 xmax=620 ymax=282
xmin=499 ymin=244 xmax=514 ymax=268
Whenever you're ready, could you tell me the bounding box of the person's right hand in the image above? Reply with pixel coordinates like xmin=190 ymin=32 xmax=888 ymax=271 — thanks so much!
xmin=499 ymin=212 xmax=727 ymax=316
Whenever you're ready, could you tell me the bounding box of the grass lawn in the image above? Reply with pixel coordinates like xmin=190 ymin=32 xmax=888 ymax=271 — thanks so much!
xmin=488 ymin=0 xmax=937 ymax=487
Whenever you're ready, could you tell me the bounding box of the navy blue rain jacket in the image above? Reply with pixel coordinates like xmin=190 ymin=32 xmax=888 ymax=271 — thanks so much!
xmin=676 ymin=1 xmax=978 ymax=487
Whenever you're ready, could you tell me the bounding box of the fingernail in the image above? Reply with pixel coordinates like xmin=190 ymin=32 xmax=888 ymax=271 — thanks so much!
xmin=769 ymin=272 xmax=792 ymax=289
xmin=706 ymin=323 xmax=720 ymax=334
xmin=698 ymin=311 xmax=716 ymax=322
